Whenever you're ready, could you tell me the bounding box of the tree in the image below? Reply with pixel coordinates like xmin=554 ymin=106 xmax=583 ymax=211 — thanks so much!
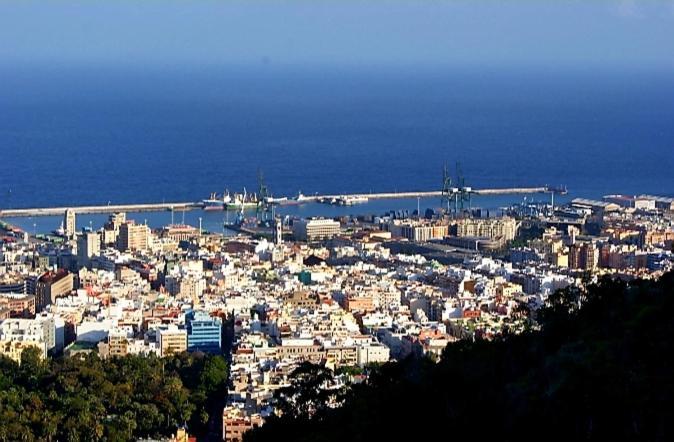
xmin=197 ymin=355 xmax=228 ymax=396
xmin=274 ymin=362 xmax=344 ymax=421
xmin=247 ymin=271 xmax=674 ymax=442
xmin=0 ymin=351 xmax=228 ymax=440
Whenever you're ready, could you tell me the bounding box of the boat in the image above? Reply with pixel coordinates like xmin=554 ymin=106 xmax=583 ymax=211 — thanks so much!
xmin=202 ymin=190 xmax=235 ymax=211
xmin=295 ymin=191 xmax=311 ymax=202
xmin=225 ymin=188 xmax=260 ymax=210
xmin=546 ymin=185 xmax=568 ymax=195
xmin=317 ymin=195 xmax=369 ymax=206
xmin=53 ymin=221 xmax=65 ymax=236
xmin=202 ymin=199 xmax=225 ymax=211
xmin=264 ymin=196 xmax=288 ymax=205
xmin=336 ymin=195 xmax=368 ymax=206
xmin=202 ymin=192 xmax=225 ymax=211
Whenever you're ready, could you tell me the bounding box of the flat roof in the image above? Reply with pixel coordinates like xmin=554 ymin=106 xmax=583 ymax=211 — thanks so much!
xmin=571 ymin=198 xmax=620 ymax=209
xmin=638 ymin=195 xmax=674 ymax=203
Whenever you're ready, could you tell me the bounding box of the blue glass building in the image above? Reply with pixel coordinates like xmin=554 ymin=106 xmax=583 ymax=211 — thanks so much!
xmin=185 ymin=310 xmax=222 ymax=353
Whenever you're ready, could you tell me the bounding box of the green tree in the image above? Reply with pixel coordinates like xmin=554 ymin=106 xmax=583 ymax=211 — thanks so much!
xmin=274 ymin=362 xmax=344 ymax=421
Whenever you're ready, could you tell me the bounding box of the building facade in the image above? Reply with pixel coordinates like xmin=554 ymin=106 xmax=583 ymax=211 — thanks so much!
xmin=77 ymin=231 xmax=101 ymax=269
xmin=35 ymin=270 xmax=74 ymax=311
xmin=186 ymin=310 xmax=222 ymax=353
xmin=454 ymin=217 xmax=518 ymax=242
xmin=292 ymin=218 xmax=341 ymax=241
xmin=117 ymin=221 xmax=150 ymax=251
xmin=159 ymin=326 xmax=187 ymax=356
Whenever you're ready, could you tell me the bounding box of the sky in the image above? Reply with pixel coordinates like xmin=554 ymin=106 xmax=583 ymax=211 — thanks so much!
xmin=0 ymin=0 xmax=673 ymax=69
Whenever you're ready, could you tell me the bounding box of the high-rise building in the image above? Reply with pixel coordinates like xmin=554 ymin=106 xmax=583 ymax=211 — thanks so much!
xmin=64 ymin=209 xmax=76 ymax=239
xmin=185 ymin=310 xmax=222 ymax=353
xmin=106 ymin=212 xmax=126 ymax=230
xmin=116 ymin=221 xmax=150 ymax=251
xmin=569 ymin=242 xmax=598 ymax=270
xmin=103 ymin=212 xmax=126 ymax=245
xmin=77 ymin=231 xmax=101 ymax=269
xmin=35 ymin=270 xmax=74 ymax=311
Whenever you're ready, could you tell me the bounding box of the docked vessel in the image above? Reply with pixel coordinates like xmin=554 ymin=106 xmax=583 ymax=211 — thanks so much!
xmin=318 ymin=195 xmax=369 ymax=206
xmin=336 ymin=195 xmax=368 ymax=206
xmin=201 ymin=191 xmax=233 ymax=211
xmin=264 ymin=196 xmax=288 ymax=205
xmin=225 ymin=188 xmax=260 ymax=210
xmin=202 ymin=192 xmax=225 ymax=211
xmin=295 ymin=192 xmax=310 ymax=202
xmin=546 ymin=185 xmax=568 ymax=195
xmin=202 ymin=199 xmax=225 ymax=211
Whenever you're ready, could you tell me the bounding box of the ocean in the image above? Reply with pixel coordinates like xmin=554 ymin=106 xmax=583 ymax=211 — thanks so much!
xmin=1 ymin=64 xmax=673 ymax=233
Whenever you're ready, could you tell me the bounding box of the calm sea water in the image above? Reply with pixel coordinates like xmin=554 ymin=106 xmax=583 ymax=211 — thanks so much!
xmin=1 ymin=64 xmax=673 ymax=232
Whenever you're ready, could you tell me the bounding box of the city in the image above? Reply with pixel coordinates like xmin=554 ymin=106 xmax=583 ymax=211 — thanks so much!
xmin=2 ymin=0 xmax=674 ymax=441
xmin=1 ymin=188 xmax=672 ymax=440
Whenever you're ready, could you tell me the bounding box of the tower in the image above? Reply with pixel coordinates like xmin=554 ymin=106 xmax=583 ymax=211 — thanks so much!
xmin=64 ymin=209 xmax=76 ymax=239
xmin=273 ymin=216 xmax=283 ymax=245
xmin=77 ymin=231 xmax=101 ymax=269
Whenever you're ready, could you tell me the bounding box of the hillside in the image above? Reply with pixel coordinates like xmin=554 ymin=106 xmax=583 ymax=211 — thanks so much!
xmin=247 ymin=273 xmax=674 ymax=442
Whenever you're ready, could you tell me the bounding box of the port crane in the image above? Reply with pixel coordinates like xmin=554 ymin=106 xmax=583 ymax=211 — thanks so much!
xmin=256 ymin=169 xmax=274 ymax=223
xmin=440 ymin=162 xmax=473 ymax=215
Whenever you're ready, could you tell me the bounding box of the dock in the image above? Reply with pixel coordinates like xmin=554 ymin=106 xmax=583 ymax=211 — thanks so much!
xmin=0 ymin=202 xmax=197 ymax=218
xmin=0 ymin=186 xmax=560 ymax=218
xmin=301 ymin=187 xmax=552 ymax=203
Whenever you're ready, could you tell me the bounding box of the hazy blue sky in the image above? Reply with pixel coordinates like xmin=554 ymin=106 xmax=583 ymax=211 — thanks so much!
xmin=1 ymin=0 xmax=673 ymax=68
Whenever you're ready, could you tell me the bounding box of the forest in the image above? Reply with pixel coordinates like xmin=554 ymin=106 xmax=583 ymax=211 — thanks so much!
xmin=0 ymin=351 xmax=228 ymax=441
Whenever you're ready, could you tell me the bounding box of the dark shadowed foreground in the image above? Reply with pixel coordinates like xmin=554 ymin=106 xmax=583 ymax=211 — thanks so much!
xmin=247 ymin=273 xmax=674 ymax=442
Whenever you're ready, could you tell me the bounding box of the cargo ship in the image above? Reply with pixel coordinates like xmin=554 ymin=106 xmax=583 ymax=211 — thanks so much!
xmin=225 ymin=188 xmax=260 ymax=210
xmin=202 ymin=199 xmax=225 ymax=211
xmin=201 ymin=192 xmax=231 ymax=211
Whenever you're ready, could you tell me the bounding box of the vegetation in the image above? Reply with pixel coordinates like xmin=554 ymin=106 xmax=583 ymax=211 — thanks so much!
xmin=247 ymin=272 xmax=674 ymax=442
xmin=0 ymin=351 xmax=228 ymax=441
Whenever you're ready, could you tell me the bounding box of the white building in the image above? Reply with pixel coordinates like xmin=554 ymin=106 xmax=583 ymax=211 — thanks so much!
xmin=0 ymin=317 xmax=56 ymax=357
xmin=292 ymin=218 xmax=341 ymax=241
xmin=356 ymin=343 xmax=390 ymax=366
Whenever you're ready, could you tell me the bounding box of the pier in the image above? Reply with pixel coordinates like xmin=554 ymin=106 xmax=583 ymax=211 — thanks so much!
xmin=302 ymin=187 xmax=552 ymax=202
xmin=0 ymin=186 xmax=560 ymax=218
xmin=0 ymin=202 xmax=197 ymax=218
